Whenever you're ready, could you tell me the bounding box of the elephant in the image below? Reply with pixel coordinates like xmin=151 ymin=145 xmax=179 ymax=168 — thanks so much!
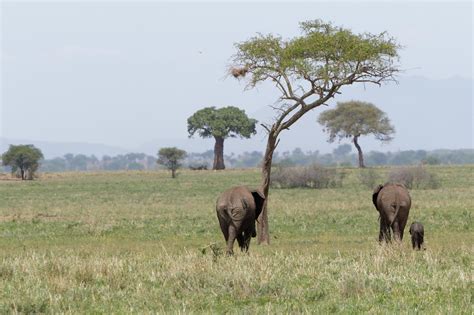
xmin=409 ymin=221 xmax=425 ymax=250
xmin=216 ymin=186 xmax=265 ymax=255
xmin=372 ymin=183 xmax=411 ymax=243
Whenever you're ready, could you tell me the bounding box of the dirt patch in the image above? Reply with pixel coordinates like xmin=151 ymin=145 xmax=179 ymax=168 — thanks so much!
xmin=0 ymin=213 xmax=63 ymax=222
xmin=0 ymin=173 xmax=20 ymax=181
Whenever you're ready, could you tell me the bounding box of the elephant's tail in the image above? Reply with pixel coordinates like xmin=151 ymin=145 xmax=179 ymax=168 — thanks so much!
xmin=391 ymin=191 xmax=401 ymax=226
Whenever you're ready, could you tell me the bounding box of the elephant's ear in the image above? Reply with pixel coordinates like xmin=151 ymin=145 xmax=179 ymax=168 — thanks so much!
xmin=251 ymin=189 xmax=265 ymax=220
xmin=372 ymin=184 xmax=383 ymax=210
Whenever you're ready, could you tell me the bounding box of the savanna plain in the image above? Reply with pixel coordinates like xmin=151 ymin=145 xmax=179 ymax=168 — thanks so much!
xmin=0 ymin=166 xmax=472 ymax=313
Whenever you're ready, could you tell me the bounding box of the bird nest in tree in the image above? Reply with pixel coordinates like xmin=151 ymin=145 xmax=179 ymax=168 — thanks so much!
xmin=230 ymin=67 xmax=248 ymax=78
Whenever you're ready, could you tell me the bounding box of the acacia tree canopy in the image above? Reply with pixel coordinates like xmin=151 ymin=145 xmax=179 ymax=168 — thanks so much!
xmin=233 ymin=20 xmax=399 ymax=120
xmin=231 ymin=19 xmax=400 ymax=243
xmin=157 ymin=147 xmax=186 ymax=178
xmin=318 ymin=101 xmax=395 ymax=168
xmin=2 ymin=144 xmax=44 ymax=180
xmin=318 ymin=101 xmax=395 ymax=142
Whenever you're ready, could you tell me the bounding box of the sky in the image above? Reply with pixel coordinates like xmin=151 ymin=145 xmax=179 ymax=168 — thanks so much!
xmin=1 ymin=1 xmax=473 ymax=157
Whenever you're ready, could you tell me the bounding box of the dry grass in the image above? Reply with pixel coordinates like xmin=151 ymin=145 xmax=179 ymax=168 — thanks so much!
xmin=0 ymin=166 xmax=472 ymax=312
xmin=2 ymin=245 xmax=471 ymax=313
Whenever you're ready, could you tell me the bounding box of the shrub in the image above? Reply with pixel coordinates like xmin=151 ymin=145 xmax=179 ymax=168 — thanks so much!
xmin=423 ymin=155 xmax=441 ymax=165
xmin=388 ymin=165 xmax=440 ymax=189
xmin=189 ymin=164 xmax=208 ymax=170
xmin=271 ymin=164 xmax=344 ymax=189
xmin=358 ymin=168 xmax=381 ymax=189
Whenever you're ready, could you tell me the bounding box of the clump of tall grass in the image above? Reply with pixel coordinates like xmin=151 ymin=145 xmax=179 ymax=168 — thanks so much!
xmin=358 ymin=168 xmax=381 ymax=189
xmin=388 ymin=165 xmax=440 ymax=189
xmin=1 ymin=245 xmax=470 ymax=313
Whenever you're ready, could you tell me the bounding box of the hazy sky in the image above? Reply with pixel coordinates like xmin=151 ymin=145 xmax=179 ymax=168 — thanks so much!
xmin=1 ymin=1 xmax=473 ymax=155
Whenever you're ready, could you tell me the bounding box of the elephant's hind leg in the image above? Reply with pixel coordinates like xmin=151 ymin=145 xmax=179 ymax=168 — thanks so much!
xmin=415 ymin=234 xmax=423 ymax=250
xmin=379 ymin=216 xmax=391 ymax=243
xmin=398 ymin=212 xmax=408 ymax=241
xmin=378 ymin=225 xmax=384 ymax=243
xmin=226 ymin=225 xmax=237 ymax=256
xmin=236 ymin=233 xmax=245 ymax=251
xmin=392 ymin=221 xmax=402 ymax=242
xmin=217 ymin=215 xmax=229 ymax=242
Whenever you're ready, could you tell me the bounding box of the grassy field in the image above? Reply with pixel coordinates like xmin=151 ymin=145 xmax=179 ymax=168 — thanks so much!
xmin=0 ymin=166 xmax=472 ymax=313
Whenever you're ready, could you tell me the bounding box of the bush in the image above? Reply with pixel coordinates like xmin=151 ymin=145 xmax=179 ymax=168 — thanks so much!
xmin=358 ymin=168 xmax=381 ymax=189
xmin=271 ymin=164 xmax=344 ymax=189
xmin=423 ymin=156 xmax=441 ymax=165
xmin=189 ymin=164 xmax=208 ymax=170
xmin=388 ymin=165 xmax=440 ymax=189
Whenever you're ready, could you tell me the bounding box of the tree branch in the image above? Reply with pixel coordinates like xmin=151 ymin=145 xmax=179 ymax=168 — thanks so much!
xmin=260 ymin=123 xmax=271 ymax=133
xmin=281 ymin=73 xmax=295 ymax=98
xmin=280 ymin=84 xmax=339 ymax=131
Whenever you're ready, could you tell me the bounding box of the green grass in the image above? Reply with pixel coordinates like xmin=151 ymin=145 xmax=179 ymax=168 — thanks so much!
xmin=0 ymin=166 xmax=472 ymax=313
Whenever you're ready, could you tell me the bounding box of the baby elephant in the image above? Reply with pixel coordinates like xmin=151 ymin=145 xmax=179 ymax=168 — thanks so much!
xmin=409 ymin=222 xmax=425 ymax=250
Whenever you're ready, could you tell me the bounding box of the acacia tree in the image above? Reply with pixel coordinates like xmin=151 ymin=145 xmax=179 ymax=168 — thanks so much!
xmin=157 ymin=147 xmax=186 ymax=178
xmin=2 ymin=144 xmax=44 ymax=180
xmin=187 ymin=106 xmax=257 ymax=170
xmin=230 ymin=20 xmax=400 ymax=244
xmin=318 ymin=101 xmax=395 ymax=168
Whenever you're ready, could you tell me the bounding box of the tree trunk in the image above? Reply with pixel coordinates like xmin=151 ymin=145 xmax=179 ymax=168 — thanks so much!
xmin=258 ymin=129 xmax=279 ymax=245
xmin=20 ymin=168 xmax=25 ymax=180
xmin=353 ymin=135 xmax=365 ymax=168
xmin=171 ymin=168 xmax=176 ymax=178
xmin=213 ymin=137 xmax=225 ymax=170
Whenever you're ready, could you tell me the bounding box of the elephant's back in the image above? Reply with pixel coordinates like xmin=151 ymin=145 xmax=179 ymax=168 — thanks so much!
xmin=377 ymin=186 xmax=411 ymax=224
xmin=216 ymin=186 xmax=253 ymax=211
xmin=378 ymin=185 xmax=410 ymax=206
xmin=410 ymin=222 xmax=424 ymax=233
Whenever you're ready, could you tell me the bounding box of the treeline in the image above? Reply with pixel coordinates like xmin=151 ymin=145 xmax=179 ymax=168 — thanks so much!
xmin=40 ymin=153 xmax=157 ymax=172
xmin=28 ymin=148 xmax=474 ymax=172
xmin=271 ymin=147 xmax=474 ymax=167
xmin=225 ymin=148 xmax=474 ymax=168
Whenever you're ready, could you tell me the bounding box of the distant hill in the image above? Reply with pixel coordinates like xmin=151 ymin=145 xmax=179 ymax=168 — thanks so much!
xmin=0 ymin=138 xmax=130 ymax=159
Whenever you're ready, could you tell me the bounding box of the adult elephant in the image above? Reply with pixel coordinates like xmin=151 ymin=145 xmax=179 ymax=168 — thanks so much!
xmin=216 ymin=186 xmax=265 ymax=255
xmin=372 ymin=183 xmax=411 ymax=242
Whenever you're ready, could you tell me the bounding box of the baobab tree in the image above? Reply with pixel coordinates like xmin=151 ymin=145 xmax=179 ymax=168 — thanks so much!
xmin=187 ymin=106 xmax=257 ymax=170
xmin=318 ymin=101 xmax=395 ymax=168
xmin=230 ymin=20 xmax=400 ymax=244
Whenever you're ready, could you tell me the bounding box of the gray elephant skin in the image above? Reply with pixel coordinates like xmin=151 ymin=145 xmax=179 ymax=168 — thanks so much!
xmin=373 ymin=183 xmax=411 ymax=242
xmin=216 ymin=186 xmax=265 ymax=255
xmin=409 ymin=221 xmax=424 ymax=250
